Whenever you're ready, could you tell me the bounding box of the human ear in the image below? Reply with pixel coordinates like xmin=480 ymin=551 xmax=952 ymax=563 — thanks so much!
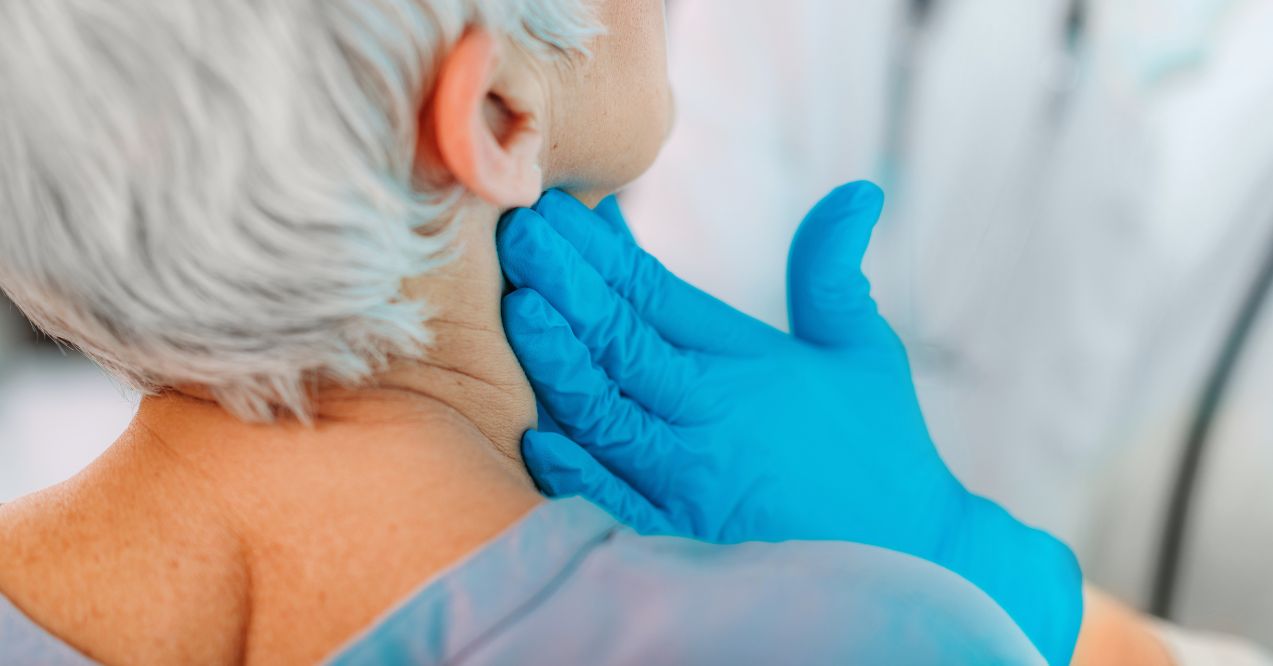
xmin=429 ymin=30 xmax=545 ymax=208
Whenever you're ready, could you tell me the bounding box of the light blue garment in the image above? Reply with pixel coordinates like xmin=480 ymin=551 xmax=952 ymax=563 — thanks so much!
xmin=0 ymin=594 xmax=95 ymax=665
xmin=0 ymin=498 xmax=1042 ymax=665
xmin=327 ymin=498 xmax=1043 ymax=665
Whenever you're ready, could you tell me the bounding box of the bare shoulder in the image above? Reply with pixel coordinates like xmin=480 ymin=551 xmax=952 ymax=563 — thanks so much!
xmin=0 ymin=466 xmax=251 ymax=665
xmin=0 ymin=473 xmax=136 ymax=586
xmin=0 ymin=484 xmax=76 ymax=580
xmin=0 ymin=485 xmax=93 ymax=647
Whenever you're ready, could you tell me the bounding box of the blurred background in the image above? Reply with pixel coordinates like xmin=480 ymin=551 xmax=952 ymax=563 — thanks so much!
xmin=620 ymin=0 xmax=1273 ymax=651
xmin=0 ymin=300 xmax=138 ymax=503
xmin=3 ymin=0 xmax=1271 ymax=653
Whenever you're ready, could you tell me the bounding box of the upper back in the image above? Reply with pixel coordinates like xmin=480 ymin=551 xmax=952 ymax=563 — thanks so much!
xmin=0 ymin=399 xmax=543 ymax=666
xmin=0 ymin=465 xmax=251 ymax=665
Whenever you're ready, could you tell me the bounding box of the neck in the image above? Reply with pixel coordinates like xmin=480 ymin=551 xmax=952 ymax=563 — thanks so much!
xmin=132 ymin=191 xmax=544 ymax=518
xmin=144 ymin=197 xmax=536 ymax=468
xmin=129 ymin=195 xmax=544 ymax=563
xmin=96 ymin=200 xmax=545 ymax=662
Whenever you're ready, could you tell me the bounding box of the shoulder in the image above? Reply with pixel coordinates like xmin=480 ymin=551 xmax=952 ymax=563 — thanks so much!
xmin=0 ymin=486 xmax=72 ymax=586
xmin=0 ymin=487 xmax=99 ymax=662
xmin=478 ymin=532 xmax=1046 ymax=665
xmin=0 ymin=472 xmax=250 ymax=665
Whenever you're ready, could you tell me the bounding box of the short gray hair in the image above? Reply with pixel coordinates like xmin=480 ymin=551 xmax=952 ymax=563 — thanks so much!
xmin=0 ymin=1 xmax=598 ymax=421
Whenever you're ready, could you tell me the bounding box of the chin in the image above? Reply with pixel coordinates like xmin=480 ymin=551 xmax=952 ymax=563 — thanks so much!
xmin=544 ymin=104 xmax=672 ymax=206
xmin=600 ymin=128 xmax=673 ymax=200
xmin=550 ymin=147 xmax=665 ymax=207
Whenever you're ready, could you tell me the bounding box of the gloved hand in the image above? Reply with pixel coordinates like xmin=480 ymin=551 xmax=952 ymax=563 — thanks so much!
xmin=498 ymin=184 xmax=1083 ymax=665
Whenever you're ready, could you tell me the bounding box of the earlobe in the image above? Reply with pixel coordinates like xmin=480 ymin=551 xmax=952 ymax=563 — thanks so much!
xmin=431 ymin=30 xmax=545 ymax=208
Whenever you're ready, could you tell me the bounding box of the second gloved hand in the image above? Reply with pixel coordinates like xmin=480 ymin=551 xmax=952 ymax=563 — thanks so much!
xmin=498 ymin=184 xmax=1082 ymax=665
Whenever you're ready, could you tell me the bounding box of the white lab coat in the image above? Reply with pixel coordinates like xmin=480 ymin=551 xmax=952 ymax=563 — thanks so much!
xmin=626 ymin=0 xmax=1273 ymax=654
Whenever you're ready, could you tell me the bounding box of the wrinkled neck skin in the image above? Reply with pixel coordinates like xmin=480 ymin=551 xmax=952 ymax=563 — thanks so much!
xmin=143 ymin=197 xmax=537 ymax=483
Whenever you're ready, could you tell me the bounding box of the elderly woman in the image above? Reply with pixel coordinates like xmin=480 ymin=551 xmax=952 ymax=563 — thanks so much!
xmin=0 ymin=1 xmax=1176 ymax=664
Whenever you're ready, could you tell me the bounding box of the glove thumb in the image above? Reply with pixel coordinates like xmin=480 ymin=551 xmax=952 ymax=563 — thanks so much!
xmin=592 ymin=195 xmax=637 ymax=243
xmin=521 ymin=430 xmax=673 ymax=535
xmin=787 ymin=181 xmax=888 ymax=347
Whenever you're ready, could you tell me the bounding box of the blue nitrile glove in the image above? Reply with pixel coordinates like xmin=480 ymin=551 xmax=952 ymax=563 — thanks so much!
xmin=497 ymin=184 xmax=1083 ymax=665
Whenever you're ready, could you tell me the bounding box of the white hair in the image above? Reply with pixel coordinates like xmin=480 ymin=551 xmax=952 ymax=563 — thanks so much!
xmin=0 ymin=0 xmax=599 ymax=421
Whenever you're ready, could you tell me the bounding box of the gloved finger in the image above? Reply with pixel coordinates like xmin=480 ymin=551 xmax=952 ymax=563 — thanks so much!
xmin=500 ymin=212 xmax=699 ymax=422
xmin=592 ymin=195 xmax=635 ymax=243
xmin=522 ymin=430 xmax=674 ymax=535
xmin=503 ymin=288 xmax=679 ymax=501
xmin=787 ymin=181 xmax=896 ymax=348
xmin=531 ymin=190 xmax=774 ymax=355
